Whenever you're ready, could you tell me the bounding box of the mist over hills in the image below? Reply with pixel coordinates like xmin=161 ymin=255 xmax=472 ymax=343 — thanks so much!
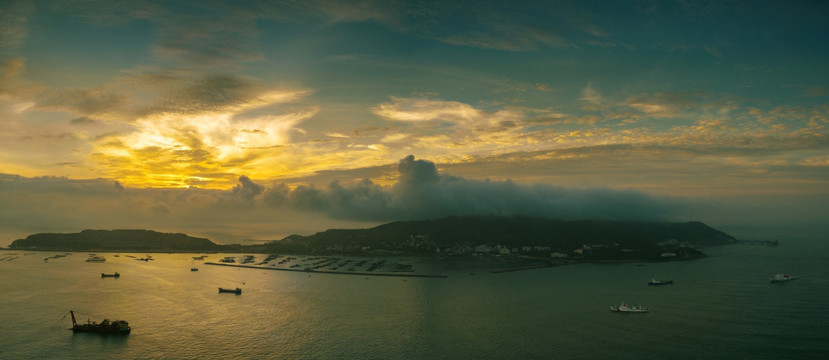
xmin=268 ymin=216 xmax=735 ymax=256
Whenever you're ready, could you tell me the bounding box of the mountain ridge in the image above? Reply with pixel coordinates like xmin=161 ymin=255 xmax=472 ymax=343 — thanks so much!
xmin=9 ymin=217 xmax=736 ymax=261
xmin=266 ymin=216 xmax=735 ymax=258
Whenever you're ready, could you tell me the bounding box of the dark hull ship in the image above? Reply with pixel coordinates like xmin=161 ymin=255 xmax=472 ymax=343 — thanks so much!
xmin=70 ymin=311 xmax=130 ymax=334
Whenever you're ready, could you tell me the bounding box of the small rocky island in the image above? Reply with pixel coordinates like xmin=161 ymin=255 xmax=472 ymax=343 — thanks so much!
xmin=8 ymin=217 xmax=735 ymax=263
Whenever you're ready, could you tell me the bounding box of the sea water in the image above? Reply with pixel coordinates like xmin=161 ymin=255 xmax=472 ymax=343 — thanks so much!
xmin=1 ymin=241 xmax=827 ymax=359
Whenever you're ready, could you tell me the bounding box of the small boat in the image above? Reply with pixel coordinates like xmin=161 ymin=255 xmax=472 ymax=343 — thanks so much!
xmin=218 ymin=287 xmax=242 ymax=294
xmin=101 ymin=272 xmax=120 ymax=278
xmin=69 ymin=310 xmax=130 ymax=334
xmin=85 ymin=256 xmax=106 ymax=262
xmin=191 ymin=268 xmax=198 ymax=271
xmin=610 ymin=302 xmax=649 ymax=313
xmin=769 ymin=273 xmax=799 ymax=283
xmin=648 ymin=279 xmax=673 ymax=286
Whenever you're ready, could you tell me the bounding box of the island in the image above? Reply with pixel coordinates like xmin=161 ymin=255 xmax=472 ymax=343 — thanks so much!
xmin=9 ymin=229 xmax=221 ymax=252
xmin=8 ymin=216 xmax=735 ymax=263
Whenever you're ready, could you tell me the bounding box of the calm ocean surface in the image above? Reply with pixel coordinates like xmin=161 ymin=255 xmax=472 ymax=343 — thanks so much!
xmin=1 ymin=241 xmax=827 ymax=359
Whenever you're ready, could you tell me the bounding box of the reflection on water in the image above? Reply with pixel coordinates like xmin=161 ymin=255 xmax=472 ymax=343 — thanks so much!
xmin=71 ymin=332 xmax=130 ymax=347
xmin=1 ymin=245 xmax=828 ymax=359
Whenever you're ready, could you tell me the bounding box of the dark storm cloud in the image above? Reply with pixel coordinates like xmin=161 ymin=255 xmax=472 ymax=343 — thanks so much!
xmin=264 ymin=155 xmax=679 ymax=222
xmin=232 ymin=175 xmax=264 ymax=202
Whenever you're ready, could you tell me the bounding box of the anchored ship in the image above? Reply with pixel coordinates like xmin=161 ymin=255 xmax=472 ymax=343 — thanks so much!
xmin=69 ymin=311 xmax=130 ymax=334
xmin=769 ymin=273 xmax=799 ymax=283
xmin=610 ymin=302 xmax=650 ymax=313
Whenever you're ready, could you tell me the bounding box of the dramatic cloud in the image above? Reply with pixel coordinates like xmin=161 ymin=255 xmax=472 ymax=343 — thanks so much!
xmin=229 ymin=175 xmax=264 ymax=205
xmin=264 ymin=155 xmax=679 ymax=222
xmin=76 ymin=73 xmax=319 ymax=187
xmin=0 ymin=173 xmax=370 ymax=244
xmin=1 ymin=1 xmax=828 ymax=244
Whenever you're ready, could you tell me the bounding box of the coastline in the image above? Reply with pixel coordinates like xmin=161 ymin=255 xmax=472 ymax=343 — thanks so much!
xmin=0 ymin=247 xmax=709 ymax=273
xmin=204 ymin=261 xmax=448 ymax=278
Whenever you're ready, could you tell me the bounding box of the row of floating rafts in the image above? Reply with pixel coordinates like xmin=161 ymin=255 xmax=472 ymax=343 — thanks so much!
xmin=43 ymin=253 xmax=72 ymax=262
xmin=86 ymin=254 xmax=156 ymax=262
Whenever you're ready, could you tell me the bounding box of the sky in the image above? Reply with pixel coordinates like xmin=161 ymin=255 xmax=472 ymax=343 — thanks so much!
xmin=1 ymin=0 xmax=828 ymax=245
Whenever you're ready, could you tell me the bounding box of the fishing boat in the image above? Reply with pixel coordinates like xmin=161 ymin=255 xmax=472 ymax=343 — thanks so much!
xmin=101 ymin=272 xmax=120 ymax=278
xmin=85 ymin=256 xmax=106 ymax=262
xmin=610 ymin=302 xmax=650 ymax=313
xmin=218 ymin=287 xmax=242 ymax=294
xmin=648 ymin=279 xmax=673 ymax=286
xmin=69 ymin=311 xmax=130 ymax=334
xmin=769 ymin=273 xmax=799 ymax=283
